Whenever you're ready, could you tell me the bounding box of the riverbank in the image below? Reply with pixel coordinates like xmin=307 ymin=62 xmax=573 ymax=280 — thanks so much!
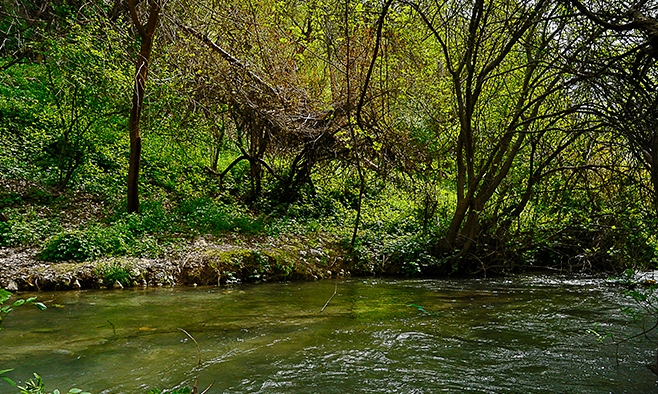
xmin=0 ymin=234 xmax=350 ymax=291
xmin=2 ymin=178 xmax=655 ymax=292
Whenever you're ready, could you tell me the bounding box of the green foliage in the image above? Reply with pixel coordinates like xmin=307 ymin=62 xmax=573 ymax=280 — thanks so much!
xmin=0 ymin=289 xmax=46 ymax=331
xmin=0 ymin=294 xmax=84 ymax=394
xmin=586 ymin=324 xmax=613 ymax=343
xmin=0 ymin=292 xmax=38 ymax=394
xmin=0 ymin=9 xmax=129 ymax=196
xmin=1 ymin=369 xmax=16 ymax=387
xmin=0 ymin=192 xmax=23 ymax=207
xmin=617 ymin=270 xmax=658 ymax=326
xmin=5 ymin=373 xmax=89 ymax=394
xmin=1 ymin=0 xmax=658 ymax=276
xmin=130 ymin=200 xmax=177 ymax=235
xmin=586 ymin=271 xmax=658 ymax=352
xmin=38 ymin=230 xmax=101 ymax=262
xmin=0 ymin=209 xmax=62 ymax=247
xmin=23 ymin=195 xmax=261 ymax=263
xmin=520 ymin=203 xmax=658 ymax=272
xmin=350 ymin=232 xmax=440 ymax=276
xmin=94 ymin=262 xmax=135 ymax=287
xmin=38 ymin=221 xmax=164 ymax=262
xmin=179 ymin=197 xmax=264 ymax=235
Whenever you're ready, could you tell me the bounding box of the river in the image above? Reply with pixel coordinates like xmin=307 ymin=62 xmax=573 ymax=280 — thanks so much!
xmin=2 ymin=276 xmax=657 ymax=393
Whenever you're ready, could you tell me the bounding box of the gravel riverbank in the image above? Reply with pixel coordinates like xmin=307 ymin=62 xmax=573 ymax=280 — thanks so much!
xmin=0 ymin=236 xmax=348 ymax=292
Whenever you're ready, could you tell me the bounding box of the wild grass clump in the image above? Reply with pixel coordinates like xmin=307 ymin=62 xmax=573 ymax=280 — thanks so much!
xmin=94 ymin=261 xmax=135 ymax=287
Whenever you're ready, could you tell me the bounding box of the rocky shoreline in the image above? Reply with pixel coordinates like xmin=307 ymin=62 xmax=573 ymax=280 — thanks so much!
xmin=0 ymin=235 xmax=349 ymax=292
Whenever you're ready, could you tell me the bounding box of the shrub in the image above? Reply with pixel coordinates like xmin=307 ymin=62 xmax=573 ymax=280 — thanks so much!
xmin=109 ymin=200 xmax=175 ymax=236
xmin=0 ymin=192 xmax=22 ymax=208
xmin=4 ymin=372 xmax=89 ymax=394
xmin=179 ymin=197 xmax=234 ymax=233
xmin=38 ymin=230 xmax=100 ymax=261
xmin=38 ymin=222 xmax=164 ymax=262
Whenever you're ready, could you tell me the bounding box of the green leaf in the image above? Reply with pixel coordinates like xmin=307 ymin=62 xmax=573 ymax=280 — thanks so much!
xmin=34 ymin=302 xmax=47 ymax=311
xmin=68 ymin=389 xmax=82 ymax=393
xmin=12 ymin=299 xmax=25 ymax=307
xmin=1 ymin=376 xmax=16 ymax=386
xmin=25 ymin=297 xmax=37 ymax=303
xmin=0 ymin=368 xmax=14 ymax=374
xmin=0 ymin=289 xmax=11 ymax=304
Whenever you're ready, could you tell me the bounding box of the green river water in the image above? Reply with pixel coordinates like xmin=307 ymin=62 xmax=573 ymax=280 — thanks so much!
xmin=2 ymin=276 xmax=657 ymax=393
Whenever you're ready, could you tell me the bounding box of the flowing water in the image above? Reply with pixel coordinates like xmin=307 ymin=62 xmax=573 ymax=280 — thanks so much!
xmin=2 ymin=276 xmax=657 ymax=393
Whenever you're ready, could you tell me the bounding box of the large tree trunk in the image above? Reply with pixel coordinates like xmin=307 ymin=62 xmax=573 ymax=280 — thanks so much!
xmin=127 ymin=0 xmax=160 ymax=214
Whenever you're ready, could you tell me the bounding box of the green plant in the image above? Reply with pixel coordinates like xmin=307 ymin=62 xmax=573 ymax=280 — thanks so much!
xmin=179 ymin=197 xmax=234 ymax=234
xmin=1 ymin=369 xmax=16 ymax=386
xmin=178 ymin=197 xmax=264 ymax=235
xmin=0 ymin=289 xmax=46 ymax=331
xmin=3 ymin=372 xmax=89 ymax=394
xmin=0 ymin=210 xmax=62 ymax=248
xmin=0 ymin=192 xmax=23 ymax=208
xmin=95 ymin=262 xmax=134 ymax=287
xmin=38 ymin=230 xmax=100 ymax=261
xmin=586 ymin=324 xmax=613 ymax=343
xmin=37 ymin=221 xmax=164 ymax=262
xmin=1 ymin=292 xmax=57 ymax=394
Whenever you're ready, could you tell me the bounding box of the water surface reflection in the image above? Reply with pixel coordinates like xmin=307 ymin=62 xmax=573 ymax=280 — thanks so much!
xmin=2 ymin=276 xmax=656 ymax=393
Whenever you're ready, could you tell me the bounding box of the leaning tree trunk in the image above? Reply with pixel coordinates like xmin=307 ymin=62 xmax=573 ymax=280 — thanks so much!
xmin=127 ymin=0 xmax=160 ymax=214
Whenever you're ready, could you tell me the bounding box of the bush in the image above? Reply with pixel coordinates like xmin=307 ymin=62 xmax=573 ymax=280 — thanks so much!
xmin=179 ymin=197 xmax=234 ymax=233
xmin=0 ymin=192 xmax=22 ymax=208
xmin=38 ymin=222 xmax=164 ymax=262
xmin=38 ymin=230 xmax=101 ymax=261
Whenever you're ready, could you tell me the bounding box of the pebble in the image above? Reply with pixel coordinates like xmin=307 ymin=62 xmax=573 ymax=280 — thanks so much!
xmin=6 ymin=280 xmax=18 ymax=291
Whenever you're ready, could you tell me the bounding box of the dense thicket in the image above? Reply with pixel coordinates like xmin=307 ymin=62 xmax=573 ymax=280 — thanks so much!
xmin=1 ymin=0 xmax=657 ymax=275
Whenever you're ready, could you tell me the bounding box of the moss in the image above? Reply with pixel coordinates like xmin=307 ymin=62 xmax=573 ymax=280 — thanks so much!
xmin=261 ymin=249 xmax=295 ymax=279
xmin=197 ymin=236 xmax=346 ymax=284
xmin=203 ymin=248 xmax=261 ymax=284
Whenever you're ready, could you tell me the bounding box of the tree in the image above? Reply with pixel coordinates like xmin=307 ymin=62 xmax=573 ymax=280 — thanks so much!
xmin=127 ymin=0 xmax=160 ymax=213
xmin=402 ymin=0 xmax=592 ymax=266
xmin=566 ymin=0 xmax=658 ymax=211
xmin=0 ymin=2 xmax=130 ymax=192
xmin=167 ymin=0 xmax=369 ymax=202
